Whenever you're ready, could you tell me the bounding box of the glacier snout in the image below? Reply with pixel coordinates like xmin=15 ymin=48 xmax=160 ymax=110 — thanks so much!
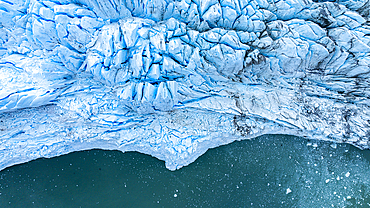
xmin=1 ymin=0 xmax=370 ymax=170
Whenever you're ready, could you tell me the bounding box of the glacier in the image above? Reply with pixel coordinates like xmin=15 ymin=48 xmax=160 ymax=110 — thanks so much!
xmin=0 ymin=0 xmax=370 ymax=171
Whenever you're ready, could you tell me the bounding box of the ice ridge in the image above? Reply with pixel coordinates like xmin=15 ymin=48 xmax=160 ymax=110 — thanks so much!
xmin=1 ymin=0 xmax=370 ymax=170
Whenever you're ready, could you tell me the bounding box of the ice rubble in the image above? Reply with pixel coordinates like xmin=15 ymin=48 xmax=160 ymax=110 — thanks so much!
xmin=0 ymin=0 xmax=370 ymax=170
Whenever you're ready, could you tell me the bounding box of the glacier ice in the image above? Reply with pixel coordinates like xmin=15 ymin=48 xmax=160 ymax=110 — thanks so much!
xmin=1 ymin=0 xmax=370 ymax=170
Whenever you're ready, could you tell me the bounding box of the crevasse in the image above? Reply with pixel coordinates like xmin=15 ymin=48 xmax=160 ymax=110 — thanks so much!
xmin=1 ymin=0 xmax=370 ymax=170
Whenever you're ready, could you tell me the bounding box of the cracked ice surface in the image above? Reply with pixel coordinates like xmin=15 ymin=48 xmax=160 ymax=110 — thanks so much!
xmin=1 ymin=0 xmax=370 ymax=170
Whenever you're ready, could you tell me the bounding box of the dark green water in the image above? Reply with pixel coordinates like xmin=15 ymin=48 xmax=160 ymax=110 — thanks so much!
xmin=1 ymin=135 xmax=370 ymax=207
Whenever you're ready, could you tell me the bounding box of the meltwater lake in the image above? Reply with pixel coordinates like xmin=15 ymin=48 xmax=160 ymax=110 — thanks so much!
xmin=1 ymin=134 xmax=370 ymax=207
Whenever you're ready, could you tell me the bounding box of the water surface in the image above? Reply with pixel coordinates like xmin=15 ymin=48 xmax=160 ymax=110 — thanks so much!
xmin=1 ymin=135 xmax=370 ymax=207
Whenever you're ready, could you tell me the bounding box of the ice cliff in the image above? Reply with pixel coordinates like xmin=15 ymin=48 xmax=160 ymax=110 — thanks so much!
xmin=1 ymin=0 xmax=370 ymax=170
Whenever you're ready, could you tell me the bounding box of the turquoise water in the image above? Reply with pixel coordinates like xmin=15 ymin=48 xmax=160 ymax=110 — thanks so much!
xmin=1 ymin=135 xmax=370 ymax=207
